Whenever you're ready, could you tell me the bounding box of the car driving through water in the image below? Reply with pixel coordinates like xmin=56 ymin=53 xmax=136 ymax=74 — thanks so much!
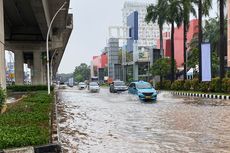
xmin=109 ymin=80 xmax=128 ymax=93
xmin=128 ymin=81 xmax=157 ymax=101
xmin=78 ymin=82 xmax=87 ymax=90
xmin=88 ymin=82 xmax=100 ymax=93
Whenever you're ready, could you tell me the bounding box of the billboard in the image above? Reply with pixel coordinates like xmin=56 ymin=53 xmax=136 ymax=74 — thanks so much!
xmin=127 ymin=11 xmax=138 ymax=52
xmin=201 ymin=43 xmax=211 ymax=81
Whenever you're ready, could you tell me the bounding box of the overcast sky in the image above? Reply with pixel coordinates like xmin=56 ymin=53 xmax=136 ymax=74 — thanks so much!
xmin=58 ymin=0 xmax=218 ymax=74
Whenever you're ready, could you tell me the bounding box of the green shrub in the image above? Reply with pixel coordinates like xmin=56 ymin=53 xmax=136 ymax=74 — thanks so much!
xmin=210 ymin=77 xmax=222 ymax=92
xmin=155 ymin=80 xmax=171 ymax=90
xmin=7 ymin=85 xmax=54 ymax=92
xmin=171 ymin=80 xmax=184 ymax=91
xmin=0 ymin=92 xmax=53 ymax=149
xmin=184 ymin=80 xmax=192 ymax=91
xmin=162 ymin=80 xmax=171 ymax=90
xmin=190 ymin=79 xmax=200 ymax=91
xmin=0 ymin=88 xmax=6 ymax=107
xmin=222 ymin=78 xmax=230 ymax=93
xmin=100 ymin=83 xmax=109 ymax=87
xmin=156 ymin=78 xmax=230 ymax=93
xmin=198 ymin=82 xmax=210 ymax=92
xmin=155 ymin=82 xmax=161 ymax=90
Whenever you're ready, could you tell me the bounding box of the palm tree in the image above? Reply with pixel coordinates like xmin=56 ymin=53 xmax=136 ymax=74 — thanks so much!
xmin=182 ymin=0 xmax=197 ymax=80
xmin=145 ymin=0 xmax=168 ymax=57
xmin=219 ymin=0 xmax=226 ymax=79
xmin=165 ymin=0 xmax=183 ymax=82
xmin=198 ymin=0 xmax=212 ymax=81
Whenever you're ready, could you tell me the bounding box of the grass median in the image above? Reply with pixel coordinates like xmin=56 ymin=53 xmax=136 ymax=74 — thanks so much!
xmin=0 ymin=91 xmax=53 ymax=149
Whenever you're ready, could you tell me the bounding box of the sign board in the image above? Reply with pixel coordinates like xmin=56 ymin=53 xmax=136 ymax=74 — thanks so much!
xmin=201 ymin=43 xmax=211 ymax=81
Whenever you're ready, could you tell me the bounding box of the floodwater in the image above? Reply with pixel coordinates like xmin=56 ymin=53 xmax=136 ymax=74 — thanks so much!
xmin=57 ymin=87 xmax=230 ymax=153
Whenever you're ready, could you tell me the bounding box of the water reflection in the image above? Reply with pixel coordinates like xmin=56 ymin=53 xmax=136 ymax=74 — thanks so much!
xmin=57 ymin=88 xmax=230 ymax=153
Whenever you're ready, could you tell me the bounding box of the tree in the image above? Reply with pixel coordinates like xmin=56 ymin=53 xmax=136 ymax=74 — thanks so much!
xmin=151 ymin=58 xmax=171 ymax=87
xmin=187 ymin=37 xmax=199 ymax=69
xmin=182 ymin=0 xmax=197 ymax=80
xmin=165 ymin=0 xmax=183 ymax=82
xmin=187 ymin=37 xmax=219 ymax=78
xmin=203 ymin=17 xmax=227 ymax=77
xmin=218 ymin=0 xmax=226 ymax=79
xmin=73 ymin=63 xmax=90 ymax=82
xmin=198 ymin=0 xmax=212 ymax=81
xmin=203 ymin=17 xmax=227 ymax=54
xmin=57 ymin=73 xmax=73 ymax=83
xmin=145 ymin=0 xmax=168 ymax=57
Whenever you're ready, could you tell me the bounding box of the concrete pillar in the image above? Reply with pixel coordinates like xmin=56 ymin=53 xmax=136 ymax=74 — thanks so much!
xmin=43 ymin=62 xmax=47 ymax=85
xmin=14 ymin=51 xmax=24 ymax=85
xmin=32 ymin=51 xmax=44 ymax=85
xmin=122 ymin=65 xmax=126 ymax=82
xmin=133 ymin=63 xmax=138 ymax=81
xmin=0 ymin=0 xmax=6 ymax=89
xmin=133 ymin=40 xmax=139 ymax=81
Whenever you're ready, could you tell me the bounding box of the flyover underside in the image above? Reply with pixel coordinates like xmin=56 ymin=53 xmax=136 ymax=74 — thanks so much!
xmin=52 ymin=24 xmax=73 ymax=75
xmin=2 ymin=0 xmax=73 ymax=85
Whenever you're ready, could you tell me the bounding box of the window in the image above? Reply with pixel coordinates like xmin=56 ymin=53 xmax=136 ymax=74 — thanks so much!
xmin=129 ymin=28 xmax=132 ymax=37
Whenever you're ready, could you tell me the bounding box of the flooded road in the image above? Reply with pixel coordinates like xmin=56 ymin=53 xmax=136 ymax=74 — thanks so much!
xmin=57 ymin=87 xmax=230 ymax=153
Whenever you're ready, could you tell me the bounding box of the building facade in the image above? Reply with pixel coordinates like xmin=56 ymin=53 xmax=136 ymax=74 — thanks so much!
xmin=158 ymin=19 xmax=199 ymax=67
xmin=122 ymin=1 xmax=161 ymax=47
xmin=108 ymin=38 xmax=120 ymax=80
xmin=91 ymin=52 xmax=108 ymax=78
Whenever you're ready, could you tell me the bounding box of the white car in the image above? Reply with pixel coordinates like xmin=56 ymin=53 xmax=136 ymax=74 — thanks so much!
xmin=78 ymin=82 xmax=87 ymax=90
xmin=88 ymin=82 xmax=100 ymax=93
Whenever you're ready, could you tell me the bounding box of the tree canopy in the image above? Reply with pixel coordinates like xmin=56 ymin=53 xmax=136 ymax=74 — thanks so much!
xmin=73 ymin=63 xmax=90 ymax=82
xmin=151 ymin=58 xmax=171 ymax=79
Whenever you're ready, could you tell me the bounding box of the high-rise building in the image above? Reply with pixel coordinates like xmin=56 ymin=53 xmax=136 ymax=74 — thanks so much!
xmin=122 ymin=1 xmax=167 ymax=47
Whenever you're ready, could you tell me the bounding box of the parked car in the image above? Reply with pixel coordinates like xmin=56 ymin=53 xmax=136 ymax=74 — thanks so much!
xmin=128 ymin=81 xmax=157 ymax=101
xmin=88 ymin=82 xmax=100 ymax=93
xmin=78 ymin=82 xmax=87 ymax=90
xmin=110 ymin=80 xmax=128 ymax=93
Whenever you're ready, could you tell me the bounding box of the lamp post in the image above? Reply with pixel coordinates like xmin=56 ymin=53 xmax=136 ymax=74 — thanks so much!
xmin=50 ymin=49 xmax=58 ymax=86
xmin=46 ymin=1 xmax=67 ymax=94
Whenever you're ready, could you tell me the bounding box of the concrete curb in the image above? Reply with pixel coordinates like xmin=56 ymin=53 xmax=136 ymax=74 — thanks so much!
xmin=51 ymin=91 xmax=60 ymax=144
xmin=168 ymin=91 xmax=230 ymax=100
xmin=0 ymin=144 xmax=61 ymax=153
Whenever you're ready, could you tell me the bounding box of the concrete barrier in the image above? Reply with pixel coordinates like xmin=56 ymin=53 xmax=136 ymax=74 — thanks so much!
xmin=169 ymin=91 xmax=230 ymax=100
xmin=34 ymin=144 xmax=61 ymax=153
xmin=1 ymin=144 xmax=61 ymax=153
xmin=3 ymin=147 xmax=34 ymax=153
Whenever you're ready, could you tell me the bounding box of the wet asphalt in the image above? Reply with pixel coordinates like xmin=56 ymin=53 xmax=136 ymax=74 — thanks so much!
xmin=57 ymin=87 xmax=230 ymax=153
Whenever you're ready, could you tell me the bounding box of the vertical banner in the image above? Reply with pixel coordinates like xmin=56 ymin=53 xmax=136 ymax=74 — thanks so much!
xmin=201 ymin=43 xmax=211 ymax=81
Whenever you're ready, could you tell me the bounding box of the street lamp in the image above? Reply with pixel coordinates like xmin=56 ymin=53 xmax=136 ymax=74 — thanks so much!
xmin=46 ymin=1 xmax=67 ymax=94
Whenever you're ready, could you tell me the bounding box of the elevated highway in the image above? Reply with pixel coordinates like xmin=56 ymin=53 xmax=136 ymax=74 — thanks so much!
xmin=0 ymin=0 xmax=73 ymax=87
